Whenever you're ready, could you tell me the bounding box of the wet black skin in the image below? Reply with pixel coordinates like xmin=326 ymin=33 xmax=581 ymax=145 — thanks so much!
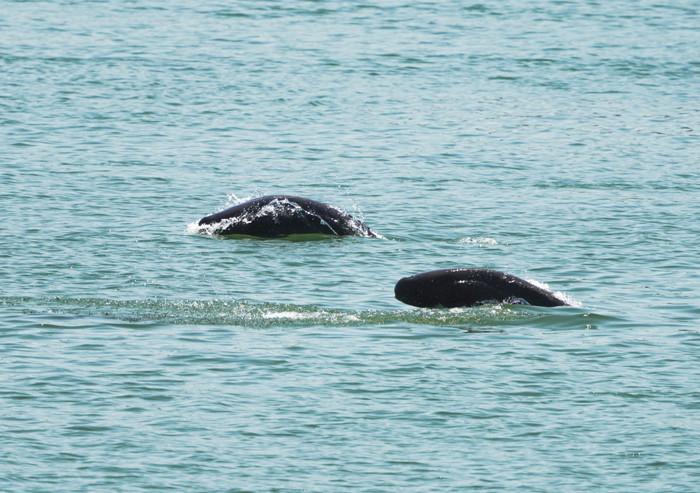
xmin=198 ymin=195 xmax=377 ymax=238
xmin=394 ymin=269 xmax=568 ymax=308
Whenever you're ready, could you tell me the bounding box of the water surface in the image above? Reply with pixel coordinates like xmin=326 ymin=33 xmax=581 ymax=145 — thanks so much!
xmin=2 ymin=0 xmax=699 ymax=491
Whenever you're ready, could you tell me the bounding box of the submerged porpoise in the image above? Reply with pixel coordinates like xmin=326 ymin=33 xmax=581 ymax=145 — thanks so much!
xmin=394 ymin=268 xmax=568 ymax=308
xmin=198 ymin=195 xmax=377 ymax=238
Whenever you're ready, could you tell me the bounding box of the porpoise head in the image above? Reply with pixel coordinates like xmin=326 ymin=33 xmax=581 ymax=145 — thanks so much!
xmin=394 ymin=274 xmax=443 ymax=308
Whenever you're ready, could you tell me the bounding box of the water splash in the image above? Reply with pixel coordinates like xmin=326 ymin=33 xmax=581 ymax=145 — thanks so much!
xmin=526 ymin=278 xmax=581 ymax=308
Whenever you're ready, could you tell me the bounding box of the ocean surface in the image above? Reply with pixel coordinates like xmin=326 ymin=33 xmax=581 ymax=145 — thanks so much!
xmin=2 ymin=0 xmax=699 ymax=491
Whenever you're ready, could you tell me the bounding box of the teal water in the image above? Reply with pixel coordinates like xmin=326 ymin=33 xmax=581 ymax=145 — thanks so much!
xmin=2 ymin=0 xmax=700 ymax=491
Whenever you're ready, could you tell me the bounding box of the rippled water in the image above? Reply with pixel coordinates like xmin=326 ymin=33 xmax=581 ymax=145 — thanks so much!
xmin=2 ymin=0 xmax=700 ymax=491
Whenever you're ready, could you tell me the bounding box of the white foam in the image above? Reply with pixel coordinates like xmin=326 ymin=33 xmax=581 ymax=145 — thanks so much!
xmin=262 ymin=310 xmax=322 ymax=320
xmin=185 ymin=222 xmax=201 ymax=234
xmin=261 ymin=309 xmax=360 ymax=323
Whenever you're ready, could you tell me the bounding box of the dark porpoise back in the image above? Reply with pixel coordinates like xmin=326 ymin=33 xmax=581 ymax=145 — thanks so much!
xmin=198 ymin=195 xmax=377 ymax=238
xmin=394 ymin=269 xmax=568 ymax=308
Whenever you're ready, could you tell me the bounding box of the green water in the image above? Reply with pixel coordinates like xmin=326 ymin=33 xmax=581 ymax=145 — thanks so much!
xmin=2 ymin=0 xmax=699 ymax=491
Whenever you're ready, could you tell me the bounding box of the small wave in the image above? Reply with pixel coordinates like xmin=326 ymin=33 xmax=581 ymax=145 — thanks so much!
xmin=459 ymin=236 xmax=499 ymax=247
